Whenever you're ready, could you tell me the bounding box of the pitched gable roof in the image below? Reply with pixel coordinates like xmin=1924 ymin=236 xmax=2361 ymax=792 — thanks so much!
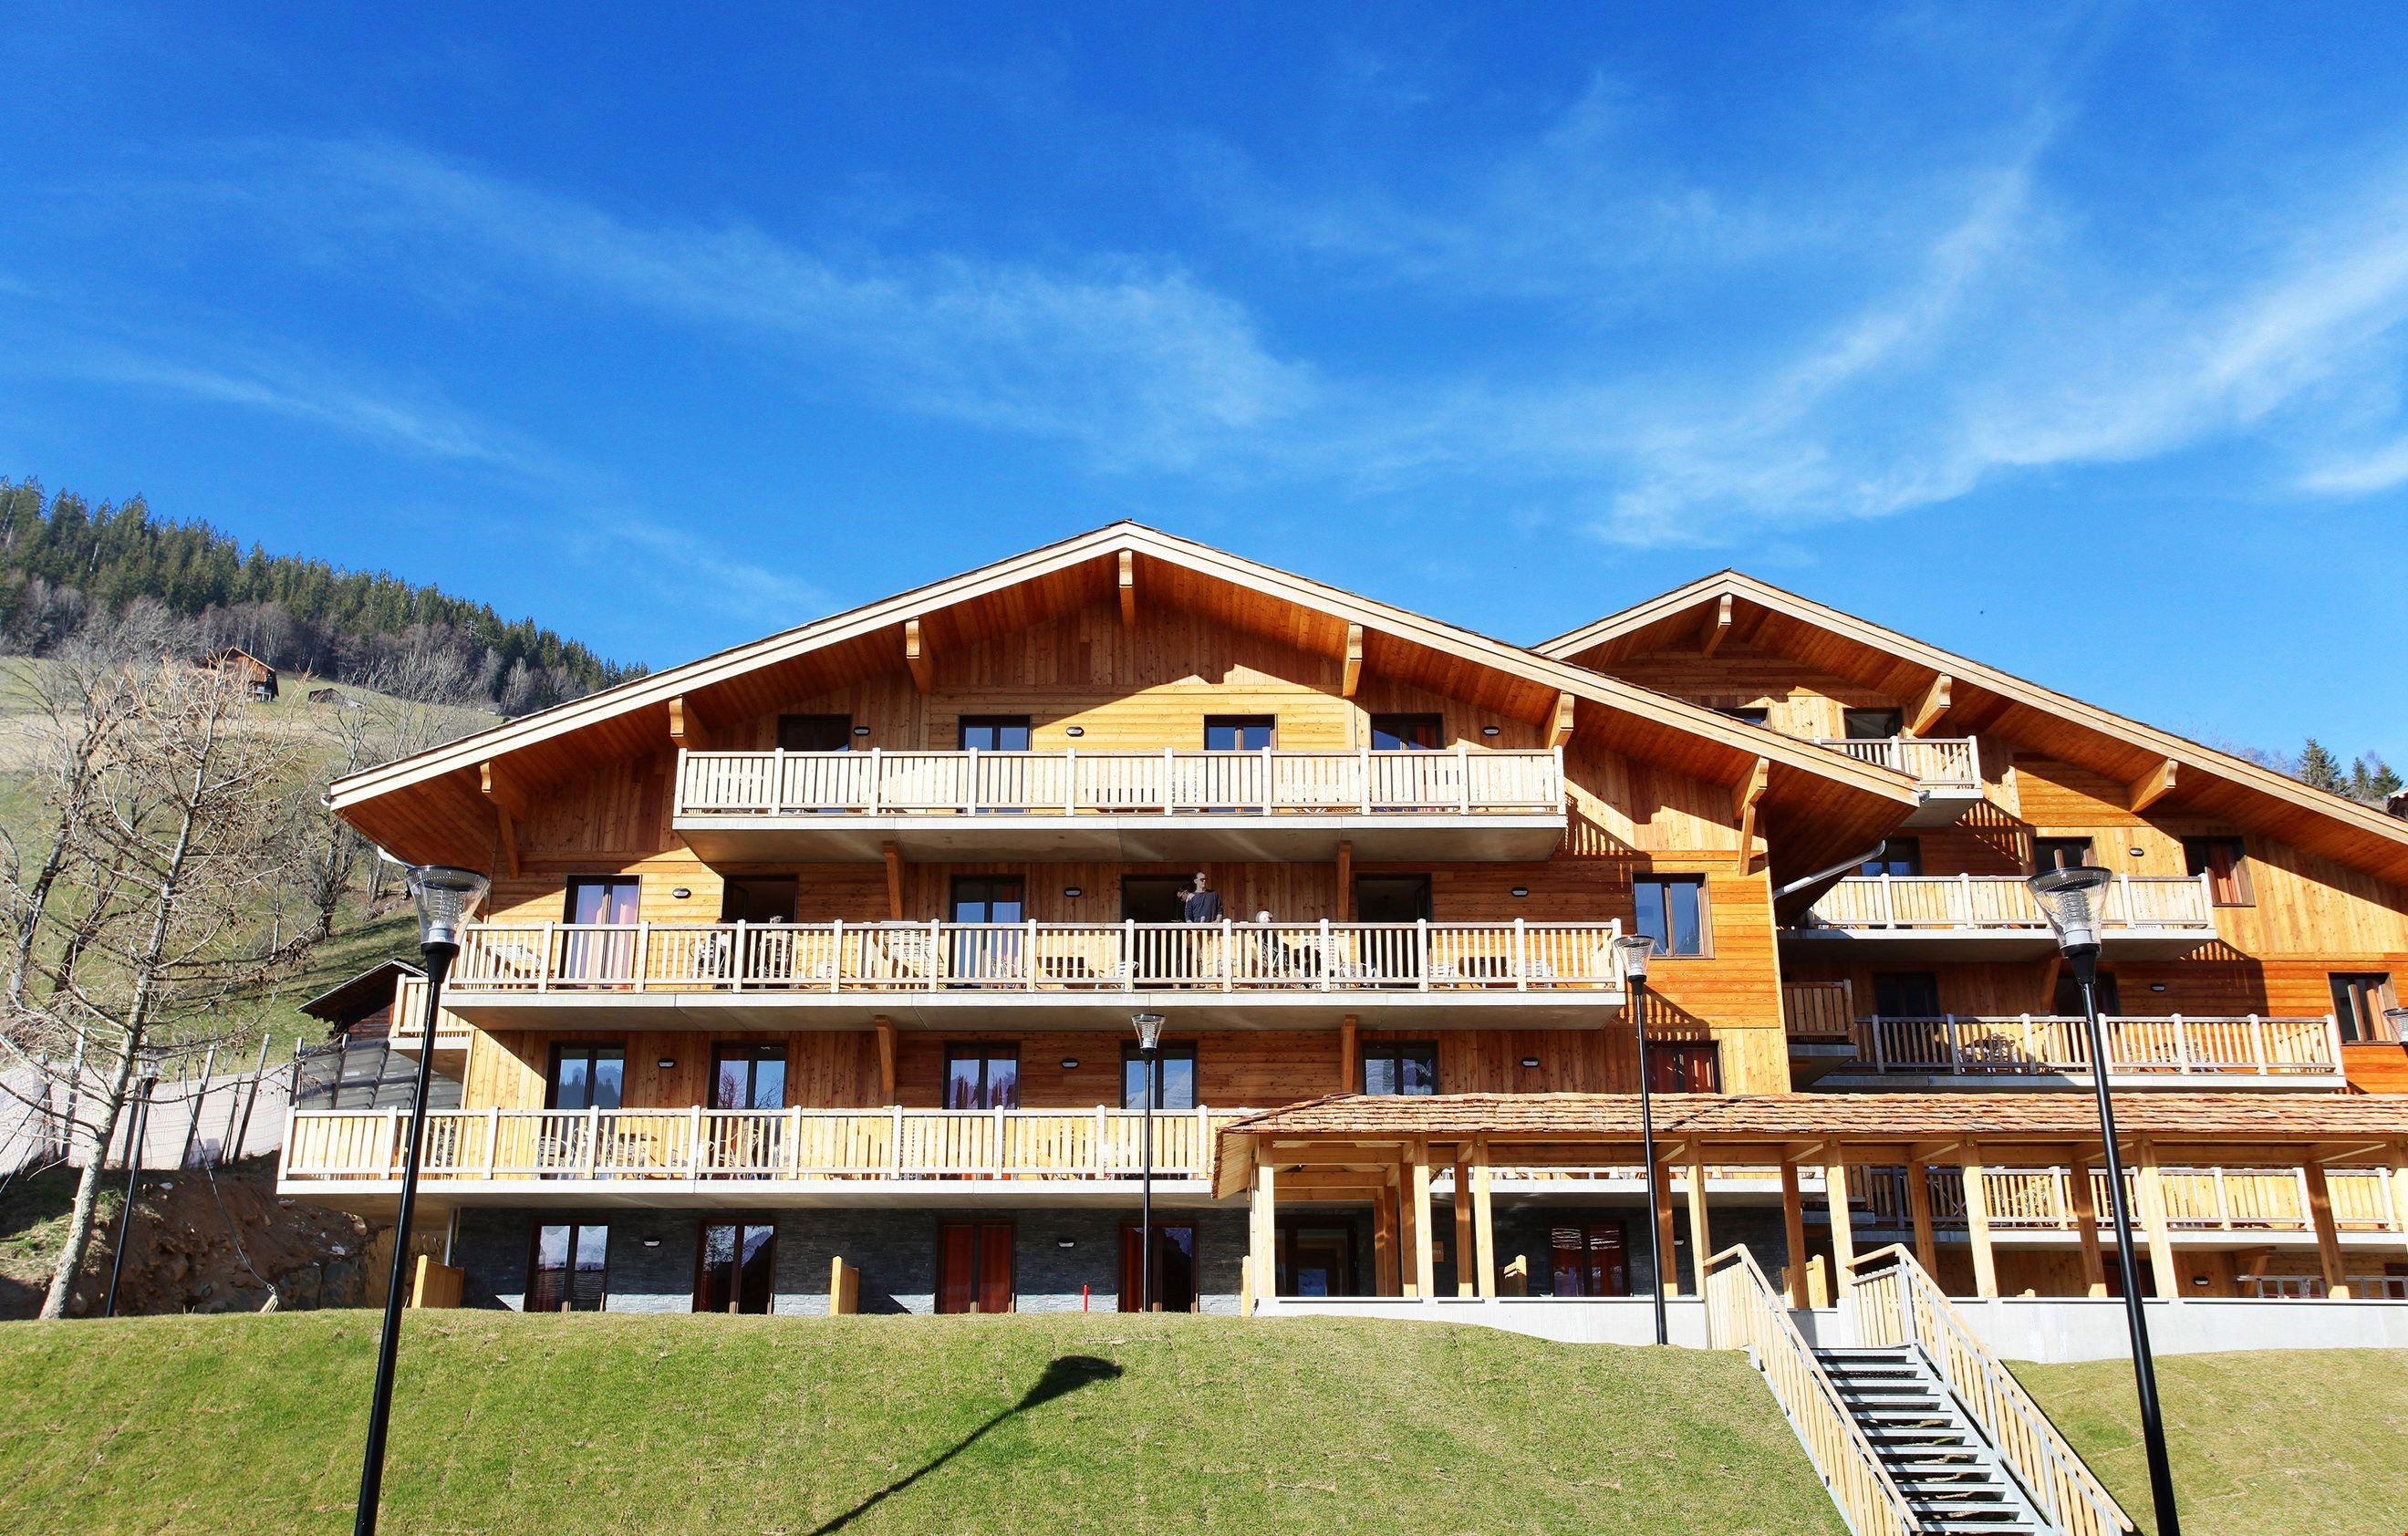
xmin=330 ymin=525 xmax=1918 ymax=873
xmin=1537 ymin=570 xmax=2408 ymax=887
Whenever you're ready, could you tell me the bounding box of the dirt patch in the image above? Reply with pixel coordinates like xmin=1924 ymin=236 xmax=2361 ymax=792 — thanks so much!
xmin=1 ymin=1157 xmax=431 ymax=1319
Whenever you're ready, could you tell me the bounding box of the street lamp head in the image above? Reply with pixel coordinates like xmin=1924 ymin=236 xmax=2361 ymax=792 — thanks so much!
xmin=2027 ymin=865 xmax=2112 ymax=959
xmin=1131 ymin=1012 xmax=1167 ymax=1051
xmin=406 ymin=865 xmax=491 ymax=952
xmin=1613 ymin=932 xmax=1656 ymax=981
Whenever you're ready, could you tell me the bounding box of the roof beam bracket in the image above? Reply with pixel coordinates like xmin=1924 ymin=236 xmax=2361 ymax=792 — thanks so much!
xmin=2129 ymin=757 xmax=2178 ymax=814
xmin=1700 ymin=594 xmax=1733 ymax=658
xmin=904 ymin=618 xmax=932 ymax=695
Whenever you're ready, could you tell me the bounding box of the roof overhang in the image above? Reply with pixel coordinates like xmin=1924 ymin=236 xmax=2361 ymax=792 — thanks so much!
xmin=1537 ymin=571 xmax=2408 ymax=888
xmin=332 ymin=527 xmax=1919 ymax=877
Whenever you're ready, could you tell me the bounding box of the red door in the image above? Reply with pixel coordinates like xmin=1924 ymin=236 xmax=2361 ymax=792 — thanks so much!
xmin=937 ymin=1221 xmax=1014 ymax=1313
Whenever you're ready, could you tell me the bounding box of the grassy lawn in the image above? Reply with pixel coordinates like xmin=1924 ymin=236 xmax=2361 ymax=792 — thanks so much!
xmin=2019 ymin=1349 xmax=2408 ymax=1536
xmin=0 ymin=1311 xmax=1846 ymax=1536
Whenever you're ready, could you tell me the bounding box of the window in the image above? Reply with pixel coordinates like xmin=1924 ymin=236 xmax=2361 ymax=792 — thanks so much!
xmin=695 ymin=1221 xmax=776 ymax=1313
xmin=777 ymin=714 xmax=852 ymax=752
xmin=1714 ymin=706 xmax=1771 ymax=727
xmin=957 ymin=715 xmax=1032 ymax=752
xmin=718 ymin=877 xmax=796 ymax=924
xmin=1122 ymin=1043 xmax=1198 ymax=1110
xmin=1118 ymin=1222 xmax=1199 ymax=1313
xmin=563 ymin=876 xmax=641 ymax=981
xmin=936 ymin=1220 xmax=1015 ymax=1313
xmin=1362 ymin=1042 xmax=1438 ymax=1096
xmin=711 ymin=1043 xmax=787 ymax=1110
xmin=1275 ymin=1221 xmax=1359 ymax=1297
xmin=1549 ymin=1221 xmax=1629 ymax=1298
xmin=1368 ymin=713 xmax=1444 ymax=751
xmin=2330 ymin=973 xmax=2398 ymax=1044
xmin=1645 ymin=1041 xmax=1721 ymax=1093
xmin=1843 ymin=708 xmax=1903 ymax=740
xmin=1860 ymin=838 xmax=1922 ymax=877
xmin=2052 ymin=970 xmax=2122 ymax=1016
xmin=1632 ymin=876 xmax=1707 ymax=957
xmin=1354 ymin=874 xmax=1433 ymax=923
xmin=1873 ymin=972 xmax=1942 ymax=1017
xmin=529 ymin=1222 xmax=608 ymax=1312
xmin=546 ymin=1044 xmax=625 ymax=1110
xmin=944 ymin=1044 xmax=1021 ymax=1109
xmin=1204 ymin=715 xmax=1276 ymax=750
xmin=2033 ymin=837 xmax=2092 ymax=873
xmin=2183 ymin=836 xmax=2252 ymax=906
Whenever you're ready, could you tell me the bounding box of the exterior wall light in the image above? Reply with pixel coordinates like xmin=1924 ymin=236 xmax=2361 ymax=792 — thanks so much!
xmin=1064 ymin=887 xmax=1083 ymax=898
xmin=1060 ymin=1058 xmax=1080 ymax=1070
xmin=1479 ymin=724 xmax=1501 ymax=737
xmin=852 ymin=725 xmax=871 ymax=736
xmin=1510 ymin=887 xmax=1530 ymax=898
xmin=670 ymin=887 xmax=691 ymax=900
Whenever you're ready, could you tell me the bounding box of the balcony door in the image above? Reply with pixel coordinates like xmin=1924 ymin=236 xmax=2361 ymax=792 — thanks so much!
xmin=1204 ymin=715 xmax=1276 ymax=750
xmin=1122 ymin=1043 xmax=1198 ymax=1109
xmin=528 ymin=1222 xmax=608 ymax=1312
xmin=1859 ymin=839 xmax=1922 ymax=877
xmin=2034 ymin=837 xmax=2092 ymax=874
xmin=1645 ymin=1041 xmax=1721 ymax=1093
xmin=1843 ymin=708 xmax=1903 ymax=740
xmin=2051 ymin=970 xmax=2122 ymax=1015
xmin=936 ymin=1220 xmax=1014 ymax=1313
xmin=2331 ymin=972 xmax=2398 ymax=1043
xmin=1368 ymin=713 xmax=1443 ymax=751
xmin=546 ymin=1043 xmax=625 ymax=1110
xmin=778 ymin=714 xmax=852 ymax=752
xmin=1275 ymin=1221 xmax=1358 ymax=1297
xmin=1549 ymin=1220 xmax=1628 ymax=1297
xmin=950 ymin=875 xmax=1025 ymax=982
xmin=1872 ymin=972 xmax=1942 ymax=1018
xmin=1118 ymin=1222 xmax=1199 ymax=1313
xmin=957 ymin=715 xmax=1031 ymax=752
xmin=695 ymin=1221 xmax=776 ymax=1313
xmin=563 ymin=877 xmax=641 ymax=981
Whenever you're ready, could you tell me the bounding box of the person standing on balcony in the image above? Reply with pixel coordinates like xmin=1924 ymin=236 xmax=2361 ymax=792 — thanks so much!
xmin=1181 ymin=872 xmax=1223 ymax=924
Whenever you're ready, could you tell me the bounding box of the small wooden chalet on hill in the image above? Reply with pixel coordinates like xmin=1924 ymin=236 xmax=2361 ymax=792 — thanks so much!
xmin=283 ymin=525 xmax=2408 ymax=1332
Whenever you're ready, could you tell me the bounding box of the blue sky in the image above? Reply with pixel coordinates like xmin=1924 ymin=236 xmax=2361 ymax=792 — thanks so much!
xmin=4 ymin=4 xmax=2405 ymax=766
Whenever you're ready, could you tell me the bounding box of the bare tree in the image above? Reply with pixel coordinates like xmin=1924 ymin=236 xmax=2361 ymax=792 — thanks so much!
xmin=0 ymin=659 xmax=313 ymax=1317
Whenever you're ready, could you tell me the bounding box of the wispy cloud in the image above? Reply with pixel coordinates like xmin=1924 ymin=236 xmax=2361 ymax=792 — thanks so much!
xmin=202 ymin=140 xmax=1316 ymax=472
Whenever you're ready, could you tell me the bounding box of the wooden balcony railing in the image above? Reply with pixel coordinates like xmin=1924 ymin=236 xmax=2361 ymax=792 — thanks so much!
xmin=1854 ymin=1165 xmax=2403 ymax=1235
xmin=674 ymin=746 xmax=1566 ymax=818
xmin=1797 ymin=874 xmax=2214 ymax=934
xmin=1847 ymin=1013 xmax=2343 ymax=1077
xmin=1808 ymin=736 xmax=1981 ymax=793
xmin=1780 ymin=981 xmax=1855 ymax=1040
xmin=282 ymin=1105 xmax=1250 ymax=1185
xmin=441 ymin=918 xmax=1625 ymax=997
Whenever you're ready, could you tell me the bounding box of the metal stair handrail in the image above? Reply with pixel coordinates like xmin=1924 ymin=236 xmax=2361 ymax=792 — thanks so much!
xmin=1848 ymin=1244 xmax=2133 ymax=1535
xmin=1702 ymin=1244 xmax=1921 ymax=1536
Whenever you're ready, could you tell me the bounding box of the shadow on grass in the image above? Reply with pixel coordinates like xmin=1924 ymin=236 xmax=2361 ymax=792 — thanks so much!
xmin=807 ymin=1354 xmax=1125 ymax=1534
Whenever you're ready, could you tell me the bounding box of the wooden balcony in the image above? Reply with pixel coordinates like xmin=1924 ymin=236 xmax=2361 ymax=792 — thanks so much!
xmin=414 ymin=918 xmax=1629 ymax=1030
xmin=1784 ymin=873 xmax=2216 ymax=959
xmin=1855 ymin=1164 xmax=2404 ymax=1240
xmin=280 ymin=1105 xmax=1249 ymax=1207
xmin=1808 ymin=737 xmax=1982 ymax=825
xmin=671 ymin=747 xmax=1569 ymax=860
xmin=1816 ymin=1013 xmax=2345 ymax=1089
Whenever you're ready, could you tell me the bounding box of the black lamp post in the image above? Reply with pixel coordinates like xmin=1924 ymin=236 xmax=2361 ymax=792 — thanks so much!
xmin=355 ymin=864 xmax=489 ymax=1536
xmin=1614 ymin=933 xmax=1666 ymax=1345
xmin=2028 ymin=865 xmax=2181 ymax=1536
xmin=1131 ymin=1012 xmax=1165 ymax=1313
xmin=103 ymin=1051 xmax=162 ymax=1318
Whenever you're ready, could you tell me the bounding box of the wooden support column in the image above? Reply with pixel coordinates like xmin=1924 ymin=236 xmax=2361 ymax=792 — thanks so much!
xmin=1341 ymin=623 xmax=1363 ymax=698
xmin=479 ymin=761 xmax=526 ymax=879
xmin=904 ymin=618 xmax=932 ymax=694
xmin=1780 ymin=1159 xmax=1811 ymax=1309
xmin=1408 ymin=1144 xmax=1435 ymax=1301
xmin=1907 ymin=1158 xmax=1940 ymax=1277
xmin=1248 ymin=1157 xmax=1276 ymax=1314
xmin=1654 ymin=1148 xmax=1682 ymax=1299
xmin=2069 ymin=1157 xmax=2107 ymax=1297
xmin=1732 ymin=756 xmax=1769 ymax=867
xmin=874 ymin=1017 xmax=898 ymax=1105
xmin=1471 ymin=1140 xmax=1497 ymax=1300
xmin=883 ymin=842 xmax=905 ymax=920
xmin=1338 ymin=1014 xmax=1359 ymax=1093
xmin=1822 ymin=1156 xmax=1857 ymax=1305
xmin=1685 ymin=1151 xmax=1713 ymax=1297
xmin=1453 ymin=1151 xmax=1476 ymax=1296
xmin=1699 ymin=594 xmax=1732 ymax=657
xmin=1335 ymin=841 xmax=1353 ymax=922
xmin=2304 ymin=1162 xmax=2352 ymax=1300
xmin=1117 ymin=550 xmax=1137 ymax=627
xmin=2134 ymin=1141 xmax=2182 ymax=1302
xmin=1962 ymin=1144 xmax=1998 ymax=1299
xmin=1374 ymin=1169 xmax=1400 ymax=1294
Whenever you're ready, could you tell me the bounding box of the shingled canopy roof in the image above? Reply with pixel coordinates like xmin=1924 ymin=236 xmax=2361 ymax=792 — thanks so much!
xmin=1212 ymin=1092 xmax=2408 ymax=1196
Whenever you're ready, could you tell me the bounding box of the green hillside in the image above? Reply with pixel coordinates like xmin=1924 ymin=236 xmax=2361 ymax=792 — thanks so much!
xmin=0 ymin=1312 xmax=1843 ymax=1536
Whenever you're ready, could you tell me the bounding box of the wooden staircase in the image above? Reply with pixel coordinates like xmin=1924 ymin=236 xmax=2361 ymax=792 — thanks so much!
xmin=1704 ymin=1243 xmax=2132 ymax=1536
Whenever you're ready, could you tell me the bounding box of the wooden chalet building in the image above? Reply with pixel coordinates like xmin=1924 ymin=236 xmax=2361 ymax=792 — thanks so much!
xmin=284 ymin=526 xmax=2408 ymax=1326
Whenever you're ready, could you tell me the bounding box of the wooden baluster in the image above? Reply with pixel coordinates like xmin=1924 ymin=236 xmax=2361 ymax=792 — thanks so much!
xmin=1163 ymin=745 xmax=1176 ymax=813
xmin=1512 ymin=918 xmax=1528 ymax=991
xmin=1456 ymin=742 xmax=1471 ymax=813
xmin=1416 ymin=918 xmax=1430 ymax=992
xmin=484 ymin=1105 xmax=501 ymax=1180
